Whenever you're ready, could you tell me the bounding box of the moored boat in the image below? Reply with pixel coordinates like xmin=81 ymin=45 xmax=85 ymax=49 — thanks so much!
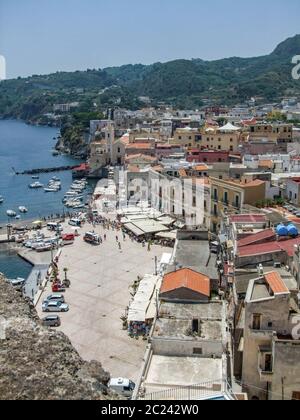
xmin=7 ymin=210 xmax=16 ymax=217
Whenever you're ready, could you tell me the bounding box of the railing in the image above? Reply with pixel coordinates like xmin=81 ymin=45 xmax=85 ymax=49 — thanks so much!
xmin=139 ymin=379 xmax=234 ymax=401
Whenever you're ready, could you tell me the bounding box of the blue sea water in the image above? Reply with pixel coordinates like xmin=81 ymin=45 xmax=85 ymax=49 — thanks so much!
xmin=0 ymin=119 xmax=91 ymax=278
xmin=0 ymin=119 xmax=85 ymax=224
xmin=0 ymin=249 xmax=32 ymax=279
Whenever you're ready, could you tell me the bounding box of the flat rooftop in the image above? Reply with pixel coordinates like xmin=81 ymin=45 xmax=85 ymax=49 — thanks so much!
xmin=171 ymin=239 xmax=219 ymax=279
xmin=153 ymin=318 xmax=223 ymax=341
xmin=159 ymin=301 xmax=223 ymax=319
xmin=143 ymin=355 xmax=223 ymax=396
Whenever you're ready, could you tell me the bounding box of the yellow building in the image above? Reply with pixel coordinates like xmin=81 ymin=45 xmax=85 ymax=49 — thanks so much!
xmin=202 ymin=125 xmax=241 ymax=152
xmin=171 ymin=127 xmax=202 ymax=148
xmin=248 ymin=123 xmax=293 ymax=143
xmin=210 ymin=177 xmax=266 ymax=232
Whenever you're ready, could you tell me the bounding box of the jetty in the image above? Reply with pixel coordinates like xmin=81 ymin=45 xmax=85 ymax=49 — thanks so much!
xmin=14 ymin=165 xmax=77 ymax=175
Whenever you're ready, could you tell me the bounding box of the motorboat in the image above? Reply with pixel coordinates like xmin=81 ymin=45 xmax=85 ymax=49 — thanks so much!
xmin=29 ymin=182 xmax=44 ymax=189
xmin=0 ymin=196 xmax=4 ymax=204
xmin=15 ymin=215 xmax=21 ymax=220
xmin=32 ymin=176 xmax=39 ymax=180
xmin=44 ymin=187 xmax=59 ymax=192
xmin=6 ymin=210 xmax=16 ymax=217
xmin=19 ymin=206 xmax=28 ymax=213
xmin=35 ymin=243 xmax=53 ymax=252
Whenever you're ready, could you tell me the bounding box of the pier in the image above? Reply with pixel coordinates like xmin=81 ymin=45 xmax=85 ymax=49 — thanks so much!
xmin=14 ymin=165 xmax=78 ymax=175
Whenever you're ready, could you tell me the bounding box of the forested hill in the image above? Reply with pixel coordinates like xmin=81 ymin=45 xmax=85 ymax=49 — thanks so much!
xmin=1 ymin=34 xmax=300 ymax=121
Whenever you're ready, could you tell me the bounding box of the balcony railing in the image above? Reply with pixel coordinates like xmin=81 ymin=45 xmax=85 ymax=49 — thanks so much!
xmin=258 ymin=368 xmax=273 ymax=383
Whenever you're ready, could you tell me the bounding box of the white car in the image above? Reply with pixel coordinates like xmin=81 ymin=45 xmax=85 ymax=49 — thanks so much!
xmin=42 ymin=301 xmax=69 ymax=313
xmin=108 ymin=378 xmax=135 ymax=398
xmin=43 ymin=294 xmax=65 ymax=305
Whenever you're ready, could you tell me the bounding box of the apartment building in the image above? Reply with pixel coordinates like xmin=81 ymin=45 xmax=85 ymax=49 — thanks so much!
xmin=241 ymin=271 xmax=300 ymax=400
xmin=210 ymin=177 xmax=266 ymax=232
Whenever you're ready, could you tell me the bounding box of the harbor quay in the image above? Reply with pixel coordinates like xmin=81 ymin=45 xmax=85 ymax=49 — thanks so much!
xmin=36 ymin=216 xmax=169 ymax=382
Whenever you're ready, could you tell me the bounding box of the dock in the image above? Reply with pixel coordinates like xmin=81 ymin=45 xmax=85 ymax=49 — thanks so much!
xmin=14 ymin=165 xmax=77 ymax=175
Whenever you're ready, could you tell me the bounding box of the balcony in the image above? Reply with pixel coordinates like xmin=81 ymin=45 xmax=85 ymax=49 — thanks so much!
xmin=249 ymin=328 xmax=275 ymax=339
xmin=258 ymin=368 xmax=273 ymax=383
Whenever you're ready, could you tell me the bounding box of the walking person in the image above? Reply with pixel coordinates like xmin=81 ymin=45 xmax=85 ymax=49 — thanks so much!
xmin=118 ymin=242 xmax=122 ymax=250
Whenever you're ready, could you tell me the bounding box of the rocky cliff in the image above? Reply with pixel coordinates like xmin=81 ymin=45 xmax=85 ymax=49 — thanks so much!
xmin=0 ymin=275 xmax=114 ymax=400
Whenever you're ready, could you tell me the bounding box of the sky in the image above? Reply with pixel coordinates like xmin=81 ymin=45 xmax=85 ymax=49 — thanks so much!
xmin=1 ymin=0 xmax=300 ymax=79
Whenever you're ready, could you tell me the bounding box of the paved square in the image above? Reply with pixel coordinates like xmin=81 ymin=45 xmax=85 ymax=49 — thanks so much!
xmin=37 ymin=219 xmax=169 ymax=382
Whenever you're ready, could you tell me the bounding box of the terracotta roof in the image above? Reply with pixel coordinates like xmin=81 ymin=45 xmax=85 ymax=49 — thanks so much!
xmin=258 ymin=160 xmax=273 ymax=169
xmin=241 ymin=180 xmax=265 ymax=187
xmin=125 ymin=143 xmax=153 ymax=150
xmin=238 ymin=229 xmax=276 ymax=248
xmin=238 ymin=237 xmax=300 ymax=258
xmin=194 ymin=165 xmax=209 ymax=171
xmin=264 ymin=272 xmax=289 ymax=294
xmin=161 ymin=268 xmax=210 ymax=297
xmin=127 ymin=165 xmax=140 ymax=173
xmin=238 ymin=242 xmax=281 ymax=257
xmin=179 ymin=169 xmax=188 ymax=177
xmin=125 ymin=153 xmax=156 ymax=161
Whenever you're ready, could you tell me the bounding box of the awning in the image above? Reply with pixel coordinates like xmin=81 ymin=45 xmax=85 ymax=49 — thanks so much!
xmin=123 ymin=223 xmax=145 ymax=237
xmin=155 ymin=231 xmax=177 ymax=240
xmin=128 ymin=275 xmax=160 ymax=322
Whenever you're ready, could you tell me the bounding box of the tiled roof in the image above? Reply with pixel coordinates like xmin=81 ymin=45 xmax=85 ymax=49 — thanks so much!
xmin=238 ymin=237 xmax=300 ymax=258
xmin=238 ymin=229 xmax=276 ymax=248
xmin=161 ymin=268 xmax=210 ymax=297
xmin=265 ymin=272 xmax=289 ymax=294
xmin=238 ymin=242 xmax=281 ymax=257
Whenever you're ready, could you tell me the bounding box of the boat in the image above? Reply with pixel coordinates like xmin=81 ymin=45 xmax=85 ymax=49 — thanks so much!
xmin=0 ymin=196 xmax=4 ymax=204
xmin=19 ymin=206 xmax=28 ymax=213
xmin=35 ymin=243 xmax=53 ymax=252
xmin=32 ymin=176 xmax=39 ymax=180
xmin=29 ymin=182 xmax=44 ymax=189
xmin=52 ymin=150 xmax=59 ymax=156
xmin=7 ymin=210 xmax=16 ymax=217
xmin=15 ymin=215 xmax=21 ymax=220
xmin=44 ymin=187 xmax=59 ymax=193
xmin=51 ymin=176 xmax=60 ymax=182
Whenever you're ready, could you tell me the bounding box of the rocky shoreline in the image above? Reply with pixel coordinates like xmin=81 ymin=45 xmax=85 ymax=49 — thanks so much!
xmin=0 ymin=274 xmax=114 ymax=400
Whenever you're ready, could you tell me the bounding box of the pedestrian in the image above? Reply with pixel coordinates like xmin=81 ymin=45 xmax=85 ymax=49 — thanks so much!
xmin=116 ymin=235 xmax=119 ymax=242
xmin=104 ymin=234 xmax=107 ymax=241
xmin=123 ymin=233 xmax=126 ymax=241
xmin=118 ymin=242 xmax=122 ymax=250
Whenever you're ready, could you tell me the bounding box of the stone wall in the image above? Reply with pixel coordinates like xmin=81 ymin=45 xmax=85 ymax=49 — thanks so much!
xmin=0 ymin=275 xmax=115 ymax=400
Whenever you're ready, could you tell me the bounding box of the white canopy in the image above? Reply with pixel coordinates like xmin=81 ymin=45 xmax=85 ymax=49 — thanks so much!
xmin=218 ymin=122 xmax=240 ymax=132
xmin=127 ymin=275 xmax=161 ymax=322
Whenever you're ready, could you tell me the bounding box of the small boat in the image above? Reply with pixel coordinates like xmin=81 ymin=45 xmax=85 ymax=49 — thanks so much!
xmin=32 ymin=176 xmax=39 ymax=180
xmin=44 ymin=187 xmax=59 ymax=193
xmin=52 ymin=150 xmax=59 ymax=156
xmin=29 ymin=182 xmax=44 ymax=189
xmin=7 ymin=210 xmax=16 ymax=217
xmin=0 ymin=196 xmax=4 ymax=204
xmin=35 ymin=243 xmax=53 ymax=252
xmin=19 ymin=206 xmax=28 ymax=213
xmin=15 ymin=215 xmax=21 ymax=220
xmin=51 ymin=176 xmax=60 ymax=182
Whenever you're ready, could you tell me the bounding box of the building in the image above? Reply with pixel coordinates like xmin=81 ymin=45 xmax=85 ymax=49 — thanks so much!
xmin=201 ymin=123 xmax=241 ymax=153
xmin=159 ymin=268 xmax=211 ymax=302
xmin=285 ymin=178 xmax=300 ymax=206
xmin=241 ymin=271 xmax=300 ymax=400
xmin=187 ymin=150 xmax=231 ymax=164
xmin=171 ymin=127 xmax=202 ymax=148
xmin=210 ymin=177 xmax=266 ymax=232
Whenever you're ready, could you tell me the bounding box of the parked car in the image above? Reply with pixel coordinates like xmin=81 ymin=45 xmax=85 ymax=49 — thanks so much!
xmin=42 ymin=315 xmax=61 ymax=327
xmin=108 ymin=378 xmax=136 ymax=398
xmin=43 ymin=294 xmax=65 ymax=305
xmin=8 ymin=277 xmax=26 ymax=287
xmin=42 ymin=301 xmax=69 ymax=312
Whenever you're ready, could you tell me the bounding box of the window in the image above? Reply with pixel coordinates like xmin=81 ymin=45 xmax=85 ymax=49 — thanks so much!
xmin=204 ymin=200 xmax=207 ymax=210
xmin=192 ymin=319 xmax=199 ymax=333
xmin=218 ymin=146 xmax=221 ymax=150
xmin=224 ymin=191 xmax=228 ymax=204
xmin=268 ymin=322 xmax=273 ymax=328
xmin=252 ymin=314 xmax=261 ymax=330
xmin=193 ymin=348 xmax=203 ymax=355
xmin=292 ymin=392 xmax=300 ymax=401
xmin=214 ymin=189 xmax=218 ymax=200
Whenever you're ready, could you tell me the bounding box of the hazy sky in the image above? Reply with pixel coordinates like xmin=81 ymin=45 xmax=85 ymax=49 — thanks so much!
xmin=1 ymin=0 xmax=300 ymax=79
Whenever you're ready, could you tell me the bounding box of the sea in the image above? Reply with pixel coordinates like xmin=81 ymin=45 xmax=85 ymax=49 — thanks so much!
xmin=0 ymin=119 xmax=92 ymax=278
